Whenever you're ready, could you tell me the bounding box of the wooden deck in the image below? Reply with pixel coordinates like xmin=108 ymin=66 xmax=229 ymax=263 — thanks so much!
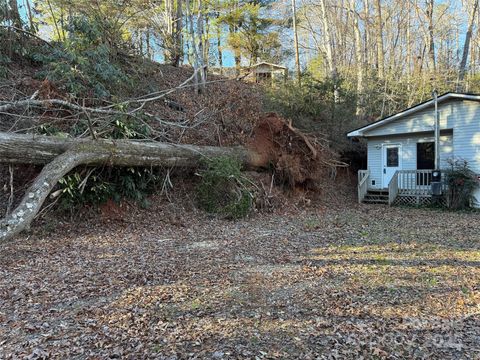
xmin=358 ymin=169 xmax=447 ymax=206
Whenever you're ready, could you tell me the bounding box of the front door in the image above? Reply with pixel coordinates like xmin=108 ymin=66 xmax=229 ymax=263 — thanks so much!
xmin=382 ymin=144 xmax=401 ymax=187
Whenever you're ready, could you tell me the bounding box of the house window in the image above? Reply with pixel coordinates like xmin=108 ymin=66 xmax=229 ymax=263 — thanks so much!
xmin=386 ymin=147 xmax=399 ymax=167
xmin=417 ymin=142 xmax=435 ymax=185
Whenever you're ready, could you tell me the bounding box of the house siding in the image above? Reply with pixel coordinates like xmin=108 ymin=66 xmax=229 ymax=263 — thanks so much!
xmin=367 ymin=134 xmax=453 ymax=189
xmin=365 ymin=99 xmax=480 ymax=205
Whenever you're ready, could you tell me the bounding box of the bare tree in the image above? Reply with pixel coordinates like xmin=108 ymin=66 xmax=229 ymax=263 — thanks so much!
xmin=457 ymin=0 xmax=479 ymax=90
xmin=319 ymin=0 xmax=339 ymax=100
xmin=164 ymin=0 xmax=184 ymax=67
xmin=292 ymin=0 xmax=302 ymax=85
xmin=425 ymin=0 xmax=436 ymax=72
xmin=186 ymin=0 xmax=206 ymax=93
xmin=350 ymin=0 xmax=365 ymax=117
xmin=374 ymin=0 xmax=385 ymax=78
xmin=8 ymin=0 xmax=23 ymax=29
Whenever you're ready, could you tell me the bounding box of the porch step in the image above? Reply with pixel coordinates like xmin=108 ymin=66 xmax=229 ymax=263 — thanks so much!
xmin=365 ymin=189 xmax=389 ymax=196
xmin=362 ymin=190 xmax=389 ymax=204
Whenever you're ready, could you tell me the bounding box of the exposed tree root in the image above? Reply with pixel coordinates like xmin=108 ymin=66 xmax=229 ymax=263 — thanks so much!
xmin=0 ymin=112 xmax=345 ymax=242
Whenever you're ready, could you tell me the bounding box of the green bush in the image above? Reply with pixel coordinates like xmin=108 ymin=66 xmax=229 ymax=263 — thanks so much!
xmin=444 ymin=159 xmax=480 ymax=209
xmin=110 ymin=116 xmax=151 ymax=139
xmin=196 ymin=156 xmax=254 ymax=219
xmin=32 ymin=16 xmax=130 ymax=99
xmin=58 ymin=166 xmax=162 ymax=211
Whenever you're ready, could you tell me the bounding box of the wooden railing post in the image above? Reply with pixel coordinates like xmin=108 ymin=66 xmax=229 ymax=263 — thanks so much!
xmin=388 ymin=171 xmax=399 ymax=205
xmin=357 ymin=170 xmax=370 ymax=204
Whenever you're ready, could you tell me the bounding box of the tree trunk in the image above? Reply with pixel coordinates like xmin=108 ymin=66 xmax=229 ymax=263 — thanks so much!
xmin=363 ymin=0 xmax=370 ymax=68
xmin=406 ymin=0 xmax=412 ymax=84
xmin=197 ymin=0 xmax=207 ymax=91
xmin=292 ymin=0 xmax=302 ymax=86
xmin=0 ymin=132 xmax=260 ymax=167
xmin=426 ymin=0 xmax=436 ymax=72
xmin=23 ymin=0 xmax=35 ymax=32
xmin=320 ymin=0 xmax=339 ymax=101
xmin=8 ymin=0 xmax=22 ymax=29
xmin=457 ymin=0 xmax=479 ymax=90
xmin=217 ymin=24 xmax=223 ymax=74
xmin=186 ymin=0 xmax=206 ymax=93
xmin=350 ymin=0 xmax=365 ymax=118
xmin=165 ymin=0 xmax=183 ymax=67
xmin=374 ymin=0 xmax=384 ymax=79
xmin=0 ymin=132 xmax=266 ymax=242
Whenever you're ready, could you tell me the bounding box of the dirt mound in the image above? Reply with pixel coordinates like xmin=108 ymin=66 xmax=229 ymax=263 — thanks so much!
xmin=249 ymin=113 xmax=343 ymax=189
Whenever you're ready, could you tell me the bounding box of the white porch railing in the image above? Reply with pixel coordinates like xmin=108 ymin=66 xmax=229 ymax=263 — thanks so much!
xmin=359 ymin=169 xmax=448 ymax=205
xmin=358 ymin=170 xmax=370 ymax=204
xmin=388 ymin=169 xmax=448 ymax=205
xmin=396 ymin=170 xmax=436 ymax=196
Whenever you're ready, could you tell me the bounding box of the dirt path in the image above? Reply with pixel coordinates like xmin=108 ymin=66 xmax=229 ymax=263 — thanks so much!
xmin=1 ymin=201 xmax=479 ymax=359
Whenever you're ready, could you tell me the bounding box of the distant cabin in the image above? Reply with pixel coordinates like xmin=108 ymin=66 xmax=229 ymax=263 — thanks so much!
xmin=246 ymin=62 xmax=287 ymax=84
xmin=209 ymin=62 xmax=288 ymax=84
xmin=347 ymin=93 xmax=480 ymax=206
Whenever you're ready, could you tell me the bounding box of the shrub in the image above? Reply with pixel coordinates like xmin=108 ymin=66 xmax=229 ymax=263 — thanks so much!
xmin=58 ymin=166 xmax=162 ymax=211
xmin=196 ymin=156 xmax=254 ymax=219
xmin=110 ymin=116 xmax=151 ymax=139
xmin=32 ymin=16 xmax=130 ymax=99
xmin=444 ymin=159 xmax=480 ymax=209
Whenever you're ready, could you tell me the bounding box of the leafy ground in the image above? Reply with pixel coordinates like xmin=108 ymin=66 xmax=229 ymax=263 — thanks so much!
xmin=0 ymin=198 xmax=479 ymax=359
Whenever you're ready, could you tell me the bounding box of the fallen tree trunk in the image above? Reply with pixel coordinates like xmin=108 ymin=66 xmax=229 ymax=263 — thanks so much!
xmin=0 ymin=132 xmax=263 ymax=167
xmin=0 ymin=132 xmax=265 ymax=242
xmin=1 ymin=112 xmax=344 ymax=243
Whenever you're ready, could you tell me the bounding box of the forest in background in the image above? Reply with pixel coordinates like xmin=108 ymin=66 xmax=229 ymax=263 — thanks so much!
xmin=2 ymin=0 xmax=480 ymax=132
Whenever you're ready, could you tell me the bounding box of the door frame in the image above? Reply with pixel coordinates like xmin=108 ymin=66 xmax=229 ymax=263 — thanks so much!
xmin=381 ymin=143 xmax=402 ymax=188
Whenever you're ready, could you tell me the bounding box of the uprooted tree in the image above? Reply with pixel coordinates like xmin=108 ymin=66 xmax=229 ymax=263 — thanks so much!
xmin=0 ymin=115 xmax=341 ymax=242
xmin=0 ymin=67 xmax=344 ymax=243
xmin=0 ymin=6 xmax=348 ymax=244
xmin=0 ymin=131 xmax=263 ymax=242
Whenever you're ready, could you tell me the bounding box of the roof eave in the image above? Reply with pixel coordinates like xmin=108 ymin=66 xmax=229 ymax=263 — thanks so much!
xmin=347 ymin=130 xmax=363 ymax=137
xmin=347 ymin=93 xmax=480 ymax=138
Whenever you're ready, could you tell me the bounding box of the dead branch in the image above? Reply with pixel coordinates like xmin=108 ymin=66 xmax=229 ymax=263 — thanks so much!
xmin=0 ymin=25 xmax=54 ymax=48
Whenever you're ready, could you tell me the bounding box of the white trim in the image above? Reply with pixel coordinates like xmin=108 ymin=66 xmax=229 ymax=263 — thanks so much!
xmin=347 ymin=93 xmax=480 ymax=137
xmin=381 ymin=143 xmax=402 ymax=188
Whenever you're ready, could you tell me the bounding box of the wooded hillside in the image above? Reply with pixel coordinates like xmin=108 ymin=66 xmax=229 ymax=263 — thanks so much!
xmin=1 ymin=0 xmax=480 ymax=240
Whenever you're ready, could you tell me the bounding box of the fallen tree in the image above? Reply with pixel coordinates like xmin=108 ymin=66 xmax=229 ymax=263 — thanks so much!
xmin=0 ymin=114 xmax=344 ymax=243
xmin=0 ymin=56 xmax=346 ymax=244
xmin=0 ymin=132 xmax=265 ymax=242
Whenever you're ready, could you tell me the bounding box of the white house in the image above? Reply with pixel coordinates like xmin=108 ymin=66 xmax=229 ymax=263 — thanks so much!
xmin=347 ymin=93 xmax=480 ymax=206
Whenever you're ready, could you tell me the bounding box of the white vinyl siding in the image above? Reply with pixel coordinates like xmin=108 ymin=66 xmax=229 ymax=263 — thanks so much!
xmin=367 ymin=135 xmax=453 ymax=189
xmin=364 ymin=100 xmax=480 ymax=137
xmin=365 ymin=107 xmax=444 ymax=136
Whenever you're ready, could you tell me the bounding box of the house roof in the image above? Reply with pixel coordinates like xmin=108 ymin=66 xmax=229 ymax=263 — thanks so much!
xmin=347 ymin=92 xmax=480 ymax=137
xmin=249 ymin=62 xmax=287 ymax=70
